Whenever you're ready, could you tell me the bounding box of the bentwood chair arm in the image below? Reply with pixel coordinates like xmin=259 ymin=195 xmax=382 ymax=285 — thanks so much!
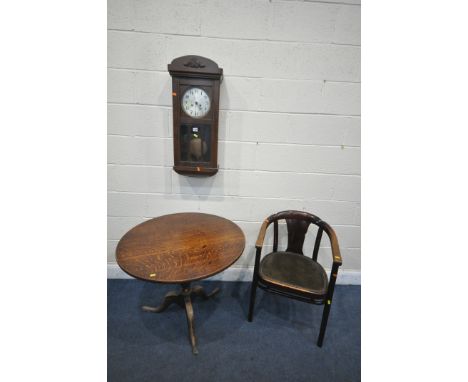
xmin=255 ymin=219 xmax=270 ymax=249
xmin=320 ymin=221 xmax=342 ymax=266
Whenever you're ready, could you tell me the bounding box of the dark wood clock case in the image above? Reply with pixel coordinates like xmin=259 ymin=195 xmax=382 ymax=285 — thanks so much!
xmin=168 ymin=55 xmax=223 ymax=176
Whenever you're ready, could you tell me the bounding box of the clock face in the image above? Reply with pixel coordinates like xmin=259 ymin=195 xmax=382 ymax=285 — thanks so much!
xmin=181 ymin=87 xmax=211 ymax=119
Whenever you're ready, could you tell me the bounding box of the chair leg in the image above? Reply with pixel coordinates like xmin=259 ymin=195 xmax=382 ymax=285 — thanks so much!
xmin=247 ymin=279 xmax=258 ymax=322
xmin=317 ymin=302 xmax=331 ymax=347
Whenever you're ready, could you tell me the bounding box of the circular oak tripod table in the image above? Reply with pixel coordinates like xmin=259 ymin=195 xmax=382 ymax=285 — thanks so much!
xmin=116 ymin=212 xmax=245 ymax=354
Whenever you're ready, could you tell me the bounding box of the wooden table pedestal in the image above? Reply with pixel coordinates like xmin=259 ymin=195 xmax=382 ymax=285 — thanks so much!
xmin=142 ymin=282 xmax=220 ymax=354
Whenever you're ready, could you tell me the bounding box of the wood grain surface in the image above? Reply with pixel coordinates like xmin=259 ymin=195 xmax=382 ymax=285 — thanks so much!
xmin=116 ymin=213 xmax=245 ymax=283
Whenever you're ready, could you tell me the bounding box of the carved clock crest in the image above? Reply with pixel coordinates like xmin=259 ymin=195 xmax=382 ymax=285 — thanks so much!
xmin=183 ymin=57 xmax=206 ymax=69
xmin=168 ymin=55 xmax=223 ymax=176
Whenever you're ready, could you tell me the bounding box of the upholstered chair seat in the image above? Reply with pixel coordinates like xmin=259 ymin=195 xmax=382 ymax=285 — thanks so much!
xmin=259 ymin=251 xmax=328 ymax=297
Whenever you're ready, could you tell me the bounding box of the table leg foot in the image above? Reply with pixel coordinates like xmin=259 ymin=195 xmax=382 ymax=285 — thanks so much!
xmin=142 ymin=290 xmax=182 ymax=313
xmin=183 ymin=294 xmax=198 ymax=355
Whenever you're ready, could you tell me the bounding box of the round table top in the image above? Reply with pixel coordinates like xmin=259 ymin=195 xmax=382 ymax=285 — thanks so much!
xmin=116 ymin=213 xmax=245 ymax=284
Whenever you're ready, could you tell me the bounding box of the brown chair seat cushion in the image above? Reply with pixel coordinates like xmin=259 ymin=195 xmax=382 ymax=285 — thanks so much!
xmin=259 ymin=251 xmax=328 ymax=296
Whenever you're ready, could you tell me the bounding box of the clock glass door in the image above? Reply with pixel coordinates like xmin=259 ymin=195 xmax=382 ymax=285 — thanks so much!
xmin=179 ymin=124 xmax=211 ymax=163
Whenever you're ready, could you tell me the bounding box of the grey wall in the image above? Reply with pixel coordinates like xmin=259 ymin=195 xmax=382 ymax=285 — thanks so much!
xmin=108 ymin=0 xmax=361 ymax=275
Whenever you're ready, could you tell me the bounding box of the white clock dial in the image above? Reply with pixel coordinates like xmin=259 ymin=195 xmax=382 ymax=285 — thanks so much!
xmin=181 ymin=87 xmax=211 ymax=119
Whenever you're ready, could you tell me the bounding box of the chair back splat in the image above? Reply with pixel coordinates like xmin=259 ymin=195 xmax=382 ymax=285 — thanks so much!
xmin=285 ymin=219 xmax=311 ymax=254
xmin=269 ymin=210 xmax=322 ymax=256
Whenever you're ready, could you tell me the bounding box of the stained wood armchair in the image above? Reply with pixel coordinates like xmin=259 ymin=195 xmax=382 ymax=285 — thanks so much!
xmin=248 ymin=210 xmax=342 ymax=347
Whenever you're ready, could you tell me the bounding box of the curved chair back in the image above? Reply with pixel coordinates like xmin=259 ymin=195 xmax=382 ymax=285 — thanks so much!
xmin=265 ymin=210 xmax=338 ymax=263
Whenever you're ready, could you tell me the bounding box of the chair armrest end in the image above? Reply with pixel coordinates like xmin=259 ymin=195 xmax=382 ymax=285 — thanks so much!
xmin=255 ymin=219 xmax=269 ymax=249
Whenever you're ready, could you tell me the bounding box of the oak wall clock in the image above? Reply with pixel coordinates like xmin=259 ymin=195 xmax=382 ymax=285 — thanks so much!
xmin=168 ymin=55 xmax=223 ymax=176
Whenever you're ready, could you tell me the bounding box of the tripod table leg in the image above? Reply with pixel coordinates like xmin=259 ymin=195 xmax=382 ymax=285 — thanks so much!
xmin=183 ymin=293 xmax=198 ymax=355
xmin=142 ymin=290 xmax=182 ymax=313
xmin=192 ymin=284 xmax=221 ymax=299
